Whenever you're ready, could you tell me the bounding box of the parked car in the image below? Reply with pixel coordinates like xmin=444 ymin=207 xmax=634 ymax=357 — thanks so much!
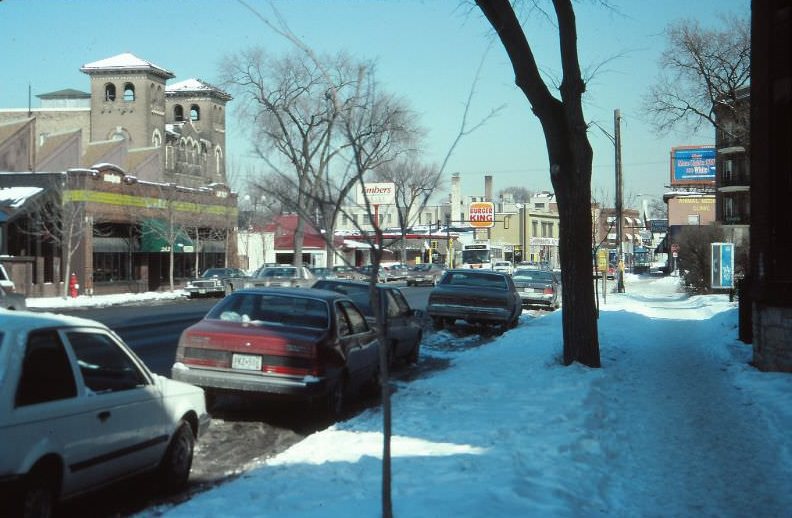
xmin=405 ymin=263 xmax=445 ymax=287
xmin=427 ymin=269 xmax=522 ymax=331
xmin=357 ymin=264 xmax=387 ymax=283
xmin=225 ymin=265 xmax=316 ymax=292
xmin=383 ymin=263 xmax=410 ymax=282
xmin=512 ymin=268 xmax=562 ymax=310
xmin=184 ymin=267 xmax=248 ymax=298
xmin=492 ymin=261 xmax=514 ymax=275
xmin=309 ymin=267 xmax=337 ymax=279
xmin=332 ymin=265 xmax=363 ymax=280
xmin=171 ymin=288 xmax=381 ymax=414
xmin=0 ymin=285 xmax=26 ymax=310
xmin=313 ymin=279 xmax=422 ymax=365
xmin=0 ymin=311 xmax=209 ymax=516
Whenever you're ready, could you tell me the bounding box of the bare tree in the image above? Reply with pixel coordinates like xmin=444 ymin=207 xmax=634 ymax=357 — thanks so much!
xmin=229 ymin=6 xmax=505 ymax=516
xmin=498 ymin=185 xmax=533 ymax=203
xmin=373 ymin=156 xmax=443 ymax=263
xmin=476 ymin=0 xmax=600 ymax=367
xmin=221 ymin=49 xmax=353 ymax=268
xmin=334 ymin=75 xmax=413 ymax=517
xmin=21 ymin=174 xmax=96 ymax=298
xmin=140 ymin=183 xmax=193 ymax=292
xmin=676 ymin=224 xmax=724 ymax=294
xmin=643 ymin=14 xmax=750 ymax=145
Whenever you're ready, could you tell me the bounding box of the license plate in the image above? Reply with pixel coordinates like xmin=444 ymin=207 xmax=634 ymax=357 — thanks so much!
xmin=198 ymin=288 xmax=206 ymax=294
xmin=232 ymin=353 xmax=262 ymax=371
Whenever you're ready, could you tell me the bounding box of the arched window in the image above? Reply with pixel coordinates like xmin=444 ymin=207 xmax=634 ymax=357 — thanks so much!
xmin=123 ymin=83 xmax=135 ymax=101
xmin=190 ymin=104 xmax=200 ymax=121
xmin=104 ymin=83 xmax=116 ymax=102
xmin=215 ymin=146 xmax=223 ymax=177
xmin=174 ymin=105 xmax=184 ymax=122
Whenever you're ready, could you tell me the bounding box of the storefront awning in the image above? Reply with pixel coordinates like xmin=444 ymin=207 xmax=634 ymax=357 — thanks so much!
xmin=93 ymin=237 xmax=139 ymax=253
xmin=140 ymin=219 xmax=194 ymax=253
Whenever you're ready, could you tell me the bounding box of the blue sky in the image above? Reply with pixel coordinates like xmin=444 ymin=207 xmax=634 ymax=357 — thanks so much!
xmin=0 ymin=0 xmax=748 ymax=206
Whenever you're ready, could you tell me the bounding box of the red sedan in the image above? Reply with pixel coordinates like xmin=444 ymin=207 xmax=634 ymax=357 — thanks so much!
xmin=171 ymin=288 xmax=381 ymax=415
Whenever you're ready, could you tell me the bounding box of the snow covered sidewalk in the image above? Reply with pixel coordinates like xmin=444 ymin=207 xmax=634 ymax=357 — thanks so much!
xmin=152 ymin=275 xmax=791 ymax=517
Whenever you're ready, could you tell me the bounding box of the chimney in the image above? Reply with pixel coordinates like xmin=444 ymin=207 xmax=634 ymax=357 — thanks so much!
xmin=485 ymin=175 xmax=493 ymax=201
xmin=451 ymin=173 xmax=461 ymax=225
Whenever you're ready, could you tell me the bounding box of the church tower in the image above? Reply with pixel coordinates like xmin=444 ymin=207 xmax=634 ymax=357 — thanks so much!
xmin=80 ymin=53 xmax=174 ymax=169
xmin=165 ymin=79 xmax=232 ymax=187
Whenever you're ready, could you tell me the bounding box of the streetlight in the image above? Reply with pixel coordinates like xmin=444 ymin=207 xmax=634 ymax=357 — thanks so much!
xmin=515 ymin=203 xmax=526 ymax=264
xmin=591 ymin=109 xmax=625 ymax=293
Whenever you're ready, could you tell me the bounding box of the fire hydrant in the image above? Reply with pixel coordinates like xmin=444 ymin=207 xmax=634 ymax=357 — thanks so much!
xmin=68 ymin=272 xmax=79 ymax=298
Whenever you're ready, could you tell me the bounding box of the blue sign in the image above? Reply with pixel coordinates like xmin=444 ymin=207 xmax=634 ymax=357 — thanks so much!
xmin=711 ymin=242 xmax=734 ymax=289
xmin=671 ymin=146 xmax=716 ymax=185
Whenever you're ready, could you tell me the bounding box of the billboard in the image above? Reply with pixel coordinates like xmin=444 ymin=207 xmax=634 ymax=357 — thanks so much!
xmin=356 ymin=182 xmax=395 ymax=205
xmin=468 ymin=201 xmax=495 ymax=228
xmin=670 ymin=146 xmax=716 ymax=185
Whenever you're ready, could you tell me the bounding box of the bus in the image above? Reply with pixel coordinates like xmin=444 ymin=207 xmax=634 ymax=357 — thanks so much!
xmin=460 ymin=241 xmax=503 ymax=269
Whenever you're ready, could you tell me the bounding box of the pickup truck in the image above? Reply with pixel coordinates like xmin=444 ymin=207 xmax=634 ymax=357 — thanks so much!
xmin=224 ymin=265 xmax=316 ymax=292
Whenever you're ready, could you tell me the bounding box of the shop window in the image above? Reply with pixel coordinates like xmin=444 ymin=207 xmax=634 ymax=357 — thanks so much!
xmin=123 ymin=83 xmax=135 ymax=101
xmin=104 ymin=83 xmax=116 ymax=102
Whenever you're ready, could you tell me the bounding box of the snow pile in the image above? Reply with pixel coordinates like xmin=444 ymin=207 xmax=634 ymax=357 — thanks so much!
xmin=151 ymin=273 xmax=792 ymax=517
xmin=25 ymin=290 xmax=186 ymax=309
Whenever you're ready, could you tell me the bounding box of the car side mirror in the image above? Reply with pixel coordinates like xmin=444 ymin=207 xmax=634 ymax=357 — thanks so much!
xmin=411 ymin=309 xmax=424 ymax=319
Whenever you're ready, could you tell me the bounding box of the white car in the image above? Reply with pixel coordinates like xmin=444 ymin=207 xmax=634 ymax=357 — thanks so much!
xmin=0 ymin=310 xmax=210 ymax=516
xmin=0 ymin=263 xmax=14 ymax=292
xmin=492 ymin=261 xmax=514 ymax=275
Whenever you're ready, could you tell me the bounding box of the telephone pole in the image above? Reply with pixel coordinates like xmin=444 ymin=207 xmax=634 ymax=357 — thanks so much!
xmin=615 ymin=109 xmax=625 ymax=293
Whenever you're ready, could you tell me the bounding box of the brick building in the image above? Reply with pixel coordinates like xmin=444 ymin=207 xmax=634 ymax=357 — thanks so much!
xmin=0 ymin=53 xmax=237 ymax=296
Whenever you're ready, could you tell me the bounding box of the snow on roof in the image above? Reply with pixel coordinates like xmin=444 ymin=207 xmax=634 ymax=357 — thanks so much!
xmin=167 ymin=78 xmax=232 ymax=100
xmin=167 ymin=79 xmax=213 ymax=93
xmin=0 ymin=186 xmax=44 ymax=208
xmin=80 ymin=53 xmax=174 ymax=78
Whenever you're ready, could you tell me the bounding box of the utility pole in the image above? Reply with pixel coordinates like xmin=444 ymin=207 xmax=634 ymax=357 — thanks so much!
xmin=615 ymin=109 xmax=625 ymax=293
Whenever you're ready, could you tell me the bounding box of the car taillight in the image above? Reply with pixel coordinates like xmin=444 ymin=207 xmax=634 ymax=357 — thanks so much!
xmin=543 ymin=287 xmax=554 ymax=295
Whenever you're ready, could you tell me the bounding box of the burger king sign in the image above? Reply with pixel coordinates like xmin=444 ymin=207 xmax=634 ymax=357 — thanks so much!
xmin=468 ymin=201 xmax=495 ymax=228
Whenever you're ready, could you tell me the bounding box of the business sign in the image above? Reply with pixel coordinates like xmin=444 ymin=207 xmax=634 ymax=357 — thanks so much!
xmin=356 ymin=182 xmax=395 ymax=205
xmin=468 ymin=201 xmax=495 ymax=228
xmin=649 ymin=219 xmax=668 ymax=233
xmin=711 ymin=242 xmax=734 ymax=289
xmin=670 ymin=146 xmax=716 ymax=185
xmin=597 ymin=249 xmax=608 ymax=272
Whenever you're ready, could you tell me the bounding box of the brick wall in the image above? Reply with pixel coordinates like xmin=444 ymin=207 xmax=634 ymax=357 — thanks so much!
xmin=752 ymin=304 xmax=792 ymax=372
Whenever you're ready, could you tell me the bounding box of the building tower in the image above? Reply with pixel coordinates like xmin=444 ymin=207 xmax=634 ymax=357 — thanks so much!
xmin=165 ymin=79 xmax=232 ymax=188
xmin=80 ymin=53 xmax=174 ymax=170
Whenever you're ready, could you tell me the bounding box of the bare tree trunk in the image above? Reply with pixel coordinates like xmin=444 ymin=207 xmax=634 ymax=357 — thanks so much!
xmin=477 ymin=0 xmax=600 ymax=367
xmin=194 ymin=226 xmax=200 ymax=277
xmin=62 ymin=235 xmax=73 ymax=298
xmin=169 ymin=248 xmax=175 ymax=292
xmin=551 ymin=135 xmax=600 ymax=367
